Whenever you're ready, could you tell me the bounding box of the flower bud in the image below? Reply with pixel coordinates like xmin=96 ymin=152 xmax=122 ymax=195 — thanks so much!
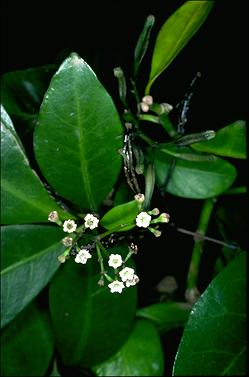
xmin=134 ymin=193 xmax=145 ymax=203
xmin=142 ymin=95 xmax=153 ymax=105
xmin=48 ymin=211 xmax=59 ymax=223
xmin=148 ymin=208 xmax=160 ymax=216
xmin=140 ymin=102 xmax=149 ymax=112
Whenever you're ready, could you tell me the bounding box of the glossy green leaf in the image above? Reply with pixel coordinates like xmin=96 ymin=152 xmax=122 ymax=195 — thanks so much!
xmin=49 ymin=245 xmax=137 ymax=367
xmin=93 ymin=319 xmax=164 ymax=376
xmin=1 ymin=225 xmax=65 ymax=328
xmin=192 ymin=120 xmax=247 ymax=159
xmin=1 ymin=301 xmax=54 ymax=376
xmin=136 ymin=302 xmax=191 ymax=334
xmin=173 ymin=252 xmax=246 ymax=376
xmin=34 ymin=52 xmax=123 ymax=211
xmin=1 ymin=106 xmax=70 ymax=224
xmin=154 ymin=150 xmax=237 ymax=199
xmin=145 ymin=1 xmax=214 ymax=93
xmin=159 ymin=143 xmax=217 ymax=161
xmin=100 ymin=200 xmax=139 ymax=232
xmin=134 ymin=15 xmax=155 ymax=77
xmin=1 ymin=65 xmax=56 ymax=124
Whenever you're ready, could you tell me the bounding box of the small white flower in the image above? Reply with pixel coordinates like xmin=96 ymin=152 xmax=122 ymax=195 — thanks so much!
xmin=108 ymin=280 xmax=125 ymax=293
xmin=136 ymin=212 xmax=151 ymax=228
xmin=108 ymin=254 xmax=123 ymax=269
xmin=84 ymin=214 xmax=99 ymax=230
xmin=63 ymin=219 xmax=77 ymax=233
xmin=75 ymin=248 xmax=92 ymax=264
xmin=48 ymin=211 xmax=59 ymax=222
xmin=125 ymin=274 xmax=139 ymax=287
xmin=62 ymin=236 xmax=73 ymax=247
xmin=119 ymin=267 xmax=135 ymax=282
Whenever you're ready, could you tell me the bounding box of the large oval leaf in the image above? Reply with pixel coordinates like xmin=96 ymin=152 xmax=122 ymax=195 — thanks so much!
xmin=145 ymin=1 xmax=214 ymax=93
xmin=192 ymin=120 xmax=247 ymax=159
xmin=100 ymin=200 xmax=139 ymax=232
xmin=1 ymin=225 xmax=65 ymax=328
xmin=1 ymin=301 xmax=54 ymax=376
xmin=154 ymin=150 xmax=237 ymax=199
xmin=136 ymin=302 xmax=191 ymax=334
xmin=93 ymin=319 xmax=164 ymax=376
xmin=1 ymin=105 xmax=70 ymax=224
xmin=34 ymin=53 xmax=123 ymax=211
xmin=49 ymin=245 xmax=137 ymax=367
xmin=173 ymin=252 xmax=246 ymax=376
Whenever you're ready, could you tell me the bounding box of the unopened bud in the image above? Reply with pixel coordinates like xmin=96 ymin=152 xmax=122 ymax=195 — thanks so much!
xmin=98 ymin=278 xmax=105 ymax=286
xmin=134 ymin=193 xmax=145 ymax=203
xmin=48 ymin=211 xmax=59 ymax=223
xmin=160 ymin=103 xmax=173 ymax=114
xmin=159 ymin=213 xmax=170 ymax=223
xmin=148 ymin=208 xmax=160 ymax=216
xmin=58 ymin=254 xmax=66 ymax=263
xmin=140 ymin=102 xmax=150 ymax=112
xmin=62 ymin=237 xmax=73 ymax=247
xmin=148 ymin=227 xmax=162 ymax=237
xmin=142 ymin=95 xmax=153 ymax=105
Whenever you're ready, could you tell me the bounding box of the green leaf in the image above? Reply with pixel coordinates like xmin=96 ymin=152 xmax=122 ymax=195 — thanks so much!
xmin=34 ymin=52 xmax=123 ymax=211
xmin=1 ymin=225 xmax=65 ymax=328
xmin=154 ymin=150 xmax=237 ymax=199
xmin=192 ymin=120 xmax=247 ymax=159
xmin=1 ymin=105 xmax=70 ymax=224
xmin=49 ymin=245 xmax=137 ymax=367
xmin=159 ymin=143 xmax=217 ymax=161
xmin=100 ymin=200 xmax=139 ymax=232
xmin=134 ymin=15 xmax=155 ymax=78
xmin=145 ymin=1 xmax=214 ymax=93
xmin=93 ymin=319 xmax=164 ymax=376
xmin=173 ymin=252 xmax=246 ymax=376
xmin=136 ymin=302 xmax=191 ymax=334
xmin=1 ymin=301 xmax=54 ymax=376
xmin=1 ymin=65 xmax=56 ymax=124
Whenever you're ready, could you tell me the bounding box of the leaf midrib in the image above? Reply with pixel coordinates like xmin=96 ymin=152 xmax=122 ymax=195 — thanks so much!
xmin=74 ymin=79 xmax=96 ymax=210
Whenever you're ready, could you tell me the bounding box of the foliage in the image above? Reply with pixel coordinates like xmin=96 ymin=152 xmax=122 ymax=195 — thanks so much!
xmin=1 ymin=1 xmax=247 ymax=376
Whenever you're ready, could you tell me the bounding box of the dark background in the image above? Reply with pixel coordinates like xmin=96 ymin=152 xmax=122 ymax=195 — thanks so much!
xmin=1 ymin=1 xmax=248 ymax=375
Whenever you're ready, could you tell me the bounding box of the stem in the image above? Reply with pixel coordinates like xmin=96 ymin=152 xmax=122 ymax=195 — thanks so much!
xmin=222 ymin=186 xmax=247 ymax=195
xmin=185 ymin=198 xmax=216 ymax=302
xmin=139 ymin=114 xmax=160 ymax=124
xmin=175 ymin=227 xmax=238 ymax=249
xmin=96 ymin=242 xmax=105 ymax=275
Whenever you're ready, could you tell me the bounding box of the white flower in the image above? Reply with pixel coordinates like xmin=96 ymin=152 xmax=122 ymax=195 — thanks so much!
xmin=63 ymin=219 xmax=77 ymax=233
xmin=126 ymin=274 xmax=139 ymax=287
xmin=84 ymin=214 xmax=99 ymax=230
xmin=48 ymin=211 xmax=59 ymax=222
xmin=119 ymin=267 xmax=135 ymax=282
xmin=136 ymin=212 xmax=151 ymax=228
xmin=75 ymin=248 xmax=92 ymax=264
xmin=108 ymin=254 xmax=123 ymax=269
xmin=108 ymin=280 xmax=125 ymax=293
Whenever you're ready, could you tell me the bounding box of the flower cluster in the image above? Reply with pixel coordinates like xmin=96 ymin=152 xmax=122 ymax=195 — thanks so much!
xmin=135 ymin=206 xmax=170 ymax=237
xmin=107 ymin=254 xmax=139 ymax=293
xmin=48 ymin=210 xmax=99 ymax=266
xmin=48 ymin=199 xmax=169 ymax=294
